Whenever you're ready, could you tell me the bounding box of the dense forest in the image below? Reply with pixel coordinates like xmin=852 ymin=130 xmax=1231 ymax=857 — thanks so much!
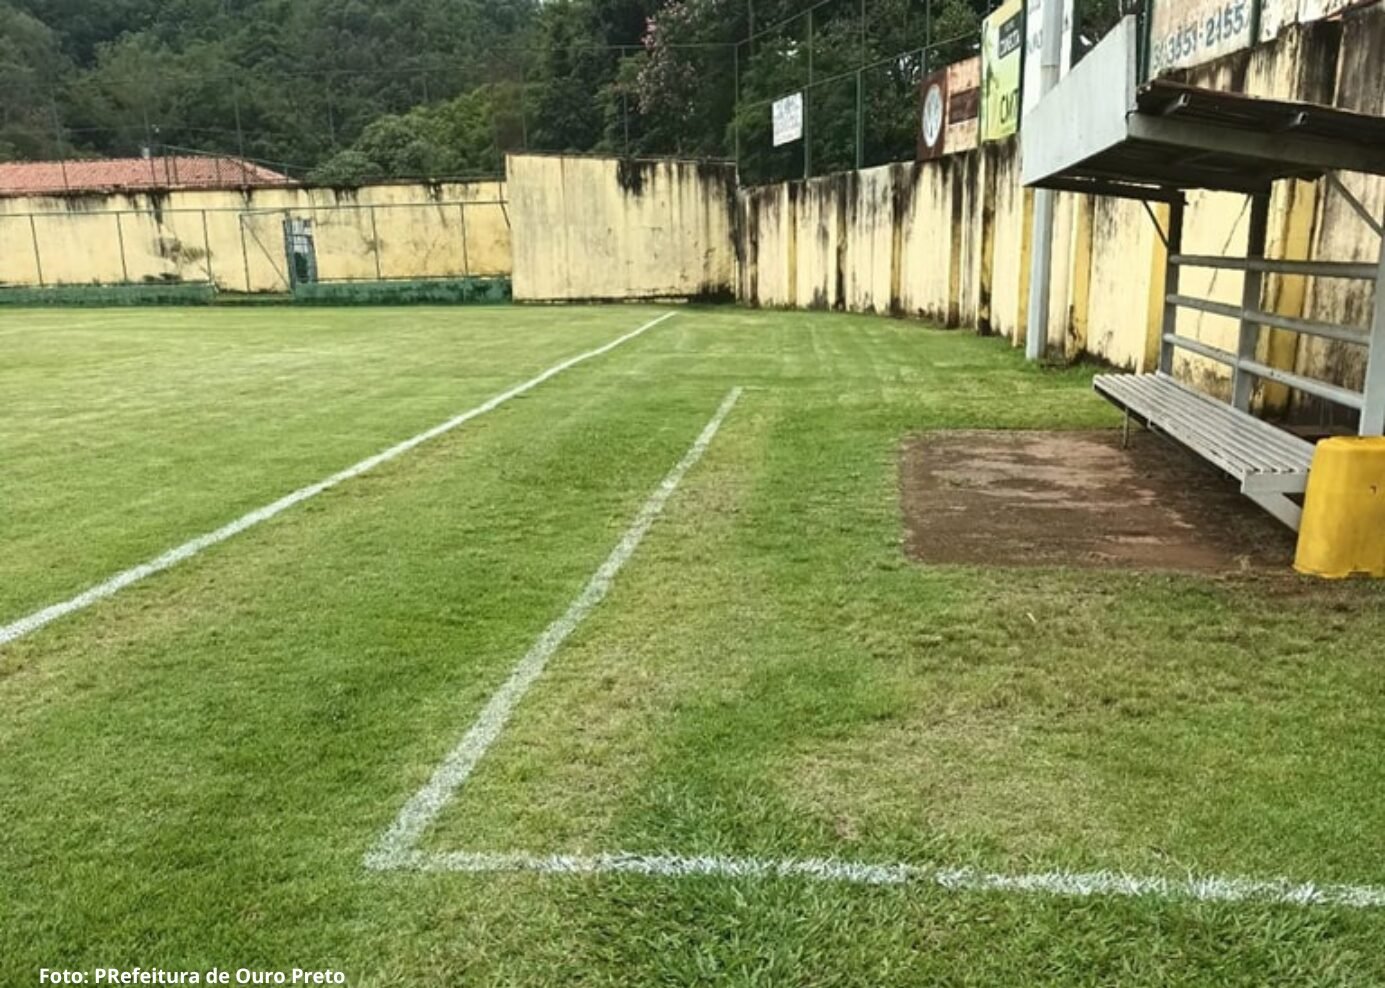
xmin=0 ymin=0 xmax=1117 ymax=185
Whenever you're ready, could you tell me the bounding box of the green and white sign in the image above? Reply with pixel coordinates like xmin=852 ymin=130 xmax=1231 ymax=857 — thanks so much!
xmin=981 ymin=0 xmax=1024 ymax=142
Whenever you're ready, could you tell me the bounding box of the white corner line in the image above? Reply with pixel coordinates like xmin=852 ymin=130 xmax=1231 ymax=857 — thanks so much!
xmin=365 ymin=387 xmax=744 ymax=868
xmin=0 ymin=311 xmax=679 ymax=649
xmin=374 ymin=848 xmax=1385 ymax=910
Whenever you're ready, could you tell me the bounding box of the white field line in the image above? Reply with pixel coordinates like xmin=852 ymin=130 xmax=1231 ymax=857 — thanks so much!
xmin=0 ymin=311 xmax=678 ymax=648
xmin=380 ymin=849 xmax=1385 ymax=910
xmin=365 ymin=387 xmax=744 ymax=868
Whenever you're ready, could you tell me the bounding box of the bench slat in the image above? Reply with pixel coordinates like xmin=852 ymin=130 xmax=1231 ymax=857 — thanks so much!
xmin=1094 ymin=373 xmax=1314 ymax=493
xmin=1103 ymin=376 xmax=1310 ymax=471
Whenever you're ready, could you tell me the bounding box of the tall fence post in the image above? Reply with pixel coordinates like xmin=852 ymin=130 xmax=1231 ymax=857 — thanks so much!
xmin=1232 ymin=193 xmax=1271 ymax=411
xmin=733 ymin=45 xmax=741 ymax=169
xmin=855 ymin=70 xmax=863 ymax=170
xmin=804 ymin=8 xmax=813 ymax=180
xmin=857 ymin=0 xmax=865 ymax=170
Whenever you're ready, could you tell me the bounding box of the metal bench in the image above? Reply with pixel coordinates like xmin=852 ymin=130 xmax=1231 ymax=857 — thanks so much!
xmin=1094 ymin=373 xmax=1313 ymax=529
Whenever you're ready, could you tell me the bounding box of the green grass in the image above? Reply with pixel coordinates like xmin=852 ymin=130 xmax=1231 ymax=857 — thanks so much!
xmin=3 ymin=304 xmax=1385 ymax=986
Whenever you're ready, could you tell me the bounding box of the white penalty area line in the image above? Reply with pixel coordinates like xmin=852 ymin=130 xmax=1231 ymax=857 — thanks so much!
xmin=378 ymin=849 xmax=1385 ymax=910
xmin=0 ymin=311 xmax=678 ymax=649
xmin=365 ymin=387 xmax=744 ymax=868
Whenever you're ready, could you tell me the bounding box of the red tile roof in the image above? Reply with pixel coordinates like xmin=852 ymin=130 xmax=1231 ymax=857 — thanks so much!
xmin=0 ymin=156 xmax=293 ymax=195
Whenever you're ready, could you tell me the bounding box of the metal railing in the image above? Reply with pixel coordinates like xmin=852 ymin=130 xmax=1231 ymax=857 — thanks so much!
xmin=1162 ymin=244 xmax=1385 ymax=434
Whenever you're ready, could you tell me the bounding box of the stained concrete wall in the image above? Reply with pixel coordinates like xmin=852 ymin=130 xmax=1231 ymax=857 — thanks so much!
xmin=0 ymin=180 xmax=509 ymax=292
xmin=738 ymin=153 xmax=997 ymax=330
xmin=506 ymin=153 xmax=736 ymax=302
xmin=738 ymin=11 xmax=1385 ymax=424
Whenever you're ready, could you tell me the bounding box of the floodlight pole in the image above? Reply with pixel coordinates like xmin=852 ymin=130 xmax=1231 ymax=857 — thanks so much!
xmin=1024 ymin=0 xmax=1065 ymax=361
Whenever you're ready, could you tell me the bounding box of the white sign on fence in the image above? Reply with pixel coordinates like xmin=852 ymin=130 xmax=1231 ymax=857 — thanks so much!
xmin=772 ymin=93 xmax=804 ymax=147
xmin=1022 ymin=0 xmax=1074 ymax=120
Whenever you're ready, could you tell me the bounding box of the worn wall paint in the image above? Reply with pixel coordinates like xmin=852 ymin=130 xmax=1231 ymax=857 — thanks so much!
xmin=1296 ymin=6 xmax=1383 ymax=429
xmin=737 ymin=14 xmax=1383 ymax=415
xmin=507 ymin=153 xmax=736 ymax=302
xmin=0 ymin=180 xmax=509 ymax=292
xmin=737 ymin=147 xmax=1006 ymax=329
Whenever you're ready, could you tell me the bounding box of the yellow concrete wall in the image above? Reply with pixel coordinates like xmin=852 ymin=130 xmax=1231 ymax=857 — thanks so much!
xmin=1294 ymin=4 xmax=1384 ymax=426
xmin=0 ymin=180 xmax=509 ymax=292
xmin=737 ymin=152 xmax=994 ymax=326
xmin=897 ymin=160 xmax=959 ymax=323
xmin=986 ymin=143 xmax=1031 ymax=344
xmin=1084 ymin=196 xmax=1157 ymax=370
xmin=506 ymin=153 xmax=736 ymax=302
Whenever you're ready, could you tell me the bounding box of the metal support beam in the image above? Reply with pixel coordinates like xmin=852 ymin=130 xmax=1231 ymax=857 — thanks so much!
xmin=1127 ymin=116 xmax=1385 ymax=178
xmin=28 ymin=214 xmax=44 ymax=287
xmin=1247 ymin=492 xmax=1303 ymax=531
xmin=1172 ymin=254 xmax=1378 ymax=280
xmin=1327 ymin=172 xmax=1385 ymax=239
xmin=369 ymin=206 xmax=383 ymax=280
xmin=1362 ymin=222 xmax=1385 ymax=436
xmin=1157 ymin=197 xmax=1184 ymax=374
xmin=1167 ymin=293 xmax=1369 ymax=346
xmin=1024 ymin=0 xmax=1068 ymax=362
xmin=1232 ymin=193 xmax=1270 ymax=411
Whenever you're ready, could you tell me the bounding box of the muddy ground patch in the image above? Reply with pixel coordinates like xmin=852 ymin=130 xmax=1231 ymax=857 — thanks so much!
xmin=900 ymin=429 xmax=1296 ymax=572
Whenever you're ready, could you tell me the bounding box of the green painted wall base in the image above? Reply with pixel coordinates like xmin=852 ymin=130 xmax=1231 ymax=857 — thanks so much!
xmin=0 ymin=282 xmax=218 ymax=306
xmin=291 ymin=277 xmax=512 ymax=305
xmin=0 ymin=277 xmax=513 ymax=307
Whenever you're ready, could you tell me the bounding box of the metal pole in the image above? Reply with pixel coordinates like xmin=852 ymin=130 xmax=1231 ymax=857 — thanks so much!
xmin=239 ymin=214 xmax=252 ymax=292
xmin=855 ymin=70 xmax=863 ymax=170
xmin=1023 ymin=0 xmax=1066 ymax=361
xmin=1360 ymin=217 xmax=1385 ymax=436
xmin=1232 ymin=193 xmax=1271 ymax=411
xmin=733 ymin=45 xmax=741 ymax=167
xmin=458 ymin=202 xmax=470 ymax=275
xmin=50 ymin=96 xmax=70 ymax=192
xmin=858 ymin=0 xmax=867 ymax=164
xmin=115 ymin=213 xmax=129 ymax=283
xmin=201 ymin=209 xmax=215 ymax=285
xmin=233 ymin=84 xmax=247 ymax=176
xmin=369 ymin=206 xmax=383 ymax=280
xmin=29 ymin=214 xmax=44 ymax=287
xmin=519 ymin=55 xmax=529 ymax=150
xmin=1158 ymin=198 xmax=1186 ymax=375
xmin=805 ymin=9 xmax=813 ymax=180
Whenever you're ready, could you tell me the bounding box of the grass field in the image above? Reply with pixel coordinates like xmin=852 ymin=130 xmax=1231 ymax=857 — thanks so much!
xmin=3 ymin=303 xmax=1385 ymax=986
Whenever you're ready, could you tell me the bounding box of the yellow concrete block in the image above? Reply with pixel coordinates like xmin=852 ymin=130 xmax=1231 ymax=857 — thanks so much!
xmin=1295 ymin=437 xmax=1385 ymax=578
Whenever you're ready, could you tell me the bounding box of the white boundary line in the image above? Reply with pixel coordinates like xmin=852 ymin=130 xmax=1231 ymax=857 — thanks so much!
xmin=358 ymin=380 xmax=1385 ymax=912
xmin=365 ymin=386 xmax=744 ymax=868
xmin=378 ymin=849 xmax=1385 ymax=909
xmin=0 ymin=311 xmax=677 ymax=648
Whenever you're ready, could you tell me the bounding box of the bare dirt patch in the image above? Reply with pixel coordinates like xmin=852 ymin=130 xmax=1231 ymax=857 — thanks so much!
xmin=900 ymin=429 xmax=1295 ymax=572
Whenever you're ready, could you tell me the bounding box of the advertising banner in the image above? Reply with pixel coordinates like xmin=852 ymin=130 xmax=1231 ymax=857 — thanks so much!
xmin=981 ymin=0 xmax=1024 ymax=142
